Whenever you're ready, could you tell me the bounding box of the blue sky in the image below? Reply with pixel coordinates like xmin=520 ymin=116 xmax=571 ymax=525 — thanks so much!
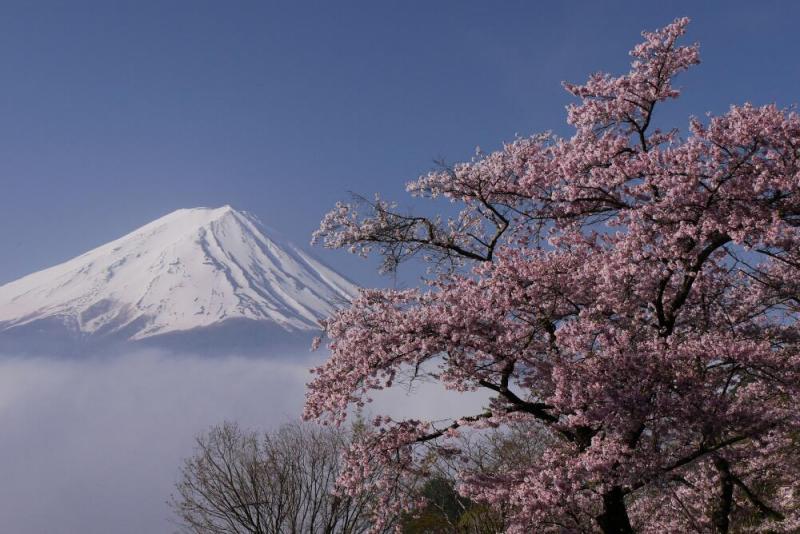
xmin=1 ymin=1 xmax=799 ymax=286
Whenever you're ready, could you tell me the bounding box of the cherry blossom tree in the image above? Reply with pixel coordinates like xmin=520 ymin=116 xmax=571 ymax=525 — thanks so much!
xmin=305 ymin=18 xmax=800 ymax=533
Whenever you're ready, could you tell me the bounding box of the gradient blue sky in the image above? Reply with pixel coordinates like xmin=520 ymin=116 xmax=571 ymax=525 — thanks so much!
xmin=2 ymin=1 xmax=799 ymax=286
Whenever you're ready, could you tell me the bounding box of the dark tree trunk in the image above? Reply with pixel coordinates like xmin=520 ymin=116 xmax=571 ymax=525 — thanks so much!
xmin=596 ymin=486 xmax=634 ymax=534
xmin=711 ymin=457 xmax=733 ymax=534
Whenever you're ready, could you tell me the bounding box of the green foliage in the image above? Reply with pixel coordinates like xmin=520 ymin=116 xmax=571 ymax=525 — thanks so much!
xmin=402 ymin=477 xmax=504 ymax=534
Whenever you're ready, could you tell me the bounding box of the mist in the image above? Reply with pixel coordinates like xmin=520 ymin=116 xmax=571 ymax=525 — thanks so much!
xmin=0 ymin=350 xmax=488 ymax=534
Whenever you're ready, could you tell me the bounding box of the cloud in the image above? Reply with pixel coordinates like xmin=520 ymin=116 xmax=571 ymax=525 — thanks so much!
xmin=0 ymin=351 xmax=489 ymax=534
xmin=0 ymin=350 xmax=312 ymax=534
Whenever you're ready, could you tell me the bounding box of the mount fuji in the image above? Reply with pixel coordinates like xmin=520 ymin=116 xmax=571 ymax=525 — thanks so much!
xmin=0 ymin=206 xmax=358 ymax=355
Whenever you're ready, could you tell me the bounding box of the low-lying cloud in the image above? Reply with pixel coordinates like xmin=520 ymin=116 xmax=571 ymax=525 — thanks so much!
xmin=0 ymin=350 xmax=488 ymax=534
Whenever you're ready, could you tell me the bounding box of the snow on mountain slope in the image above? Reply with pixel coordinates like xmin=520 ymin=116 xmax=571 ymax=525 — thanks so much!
xmin=0 ymin=206 xmax=358 ymax=341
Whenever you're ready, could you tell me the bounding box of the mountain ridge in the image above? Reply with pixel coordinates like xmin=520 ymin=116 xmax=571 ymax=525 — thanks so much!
xmin=0 ymin=206 xmax=357 ymax=352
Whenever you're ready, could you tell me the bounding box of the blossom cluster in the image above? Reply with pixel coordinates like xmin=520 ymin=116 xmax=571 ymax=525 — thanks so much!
xmin=306 ymin=18 xmax=800 ymax=533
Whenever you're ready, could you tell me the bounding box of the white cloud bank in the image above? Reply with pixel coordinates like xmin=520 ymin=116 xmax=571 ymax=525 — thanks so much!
xmin=0 ymin=351 xmax=488 ymax=534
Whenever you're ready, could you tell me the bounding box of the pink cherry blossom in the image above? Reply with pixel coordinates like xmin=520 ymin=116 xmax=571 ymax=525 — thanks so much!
xmin=306 ymin=18 xmax=800 ymax=533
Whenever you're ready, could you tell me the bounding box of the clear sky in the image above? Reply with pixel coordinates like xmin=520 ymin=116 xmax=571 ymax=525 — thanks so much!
xmin=1 ymin=1 xmax=799 ymax=286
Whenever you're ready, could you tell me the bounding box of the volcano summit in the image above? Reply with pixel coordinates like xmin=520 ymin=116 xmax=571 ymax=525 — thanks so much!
xmin=0 ymin=206 xmax=358 ymax=354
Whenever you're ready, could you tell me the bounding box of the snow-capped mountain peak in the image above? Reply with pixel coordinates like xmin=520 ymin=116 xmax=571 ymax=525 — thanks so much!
xmin=0 ymin=206 xmax=358 ymax=343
